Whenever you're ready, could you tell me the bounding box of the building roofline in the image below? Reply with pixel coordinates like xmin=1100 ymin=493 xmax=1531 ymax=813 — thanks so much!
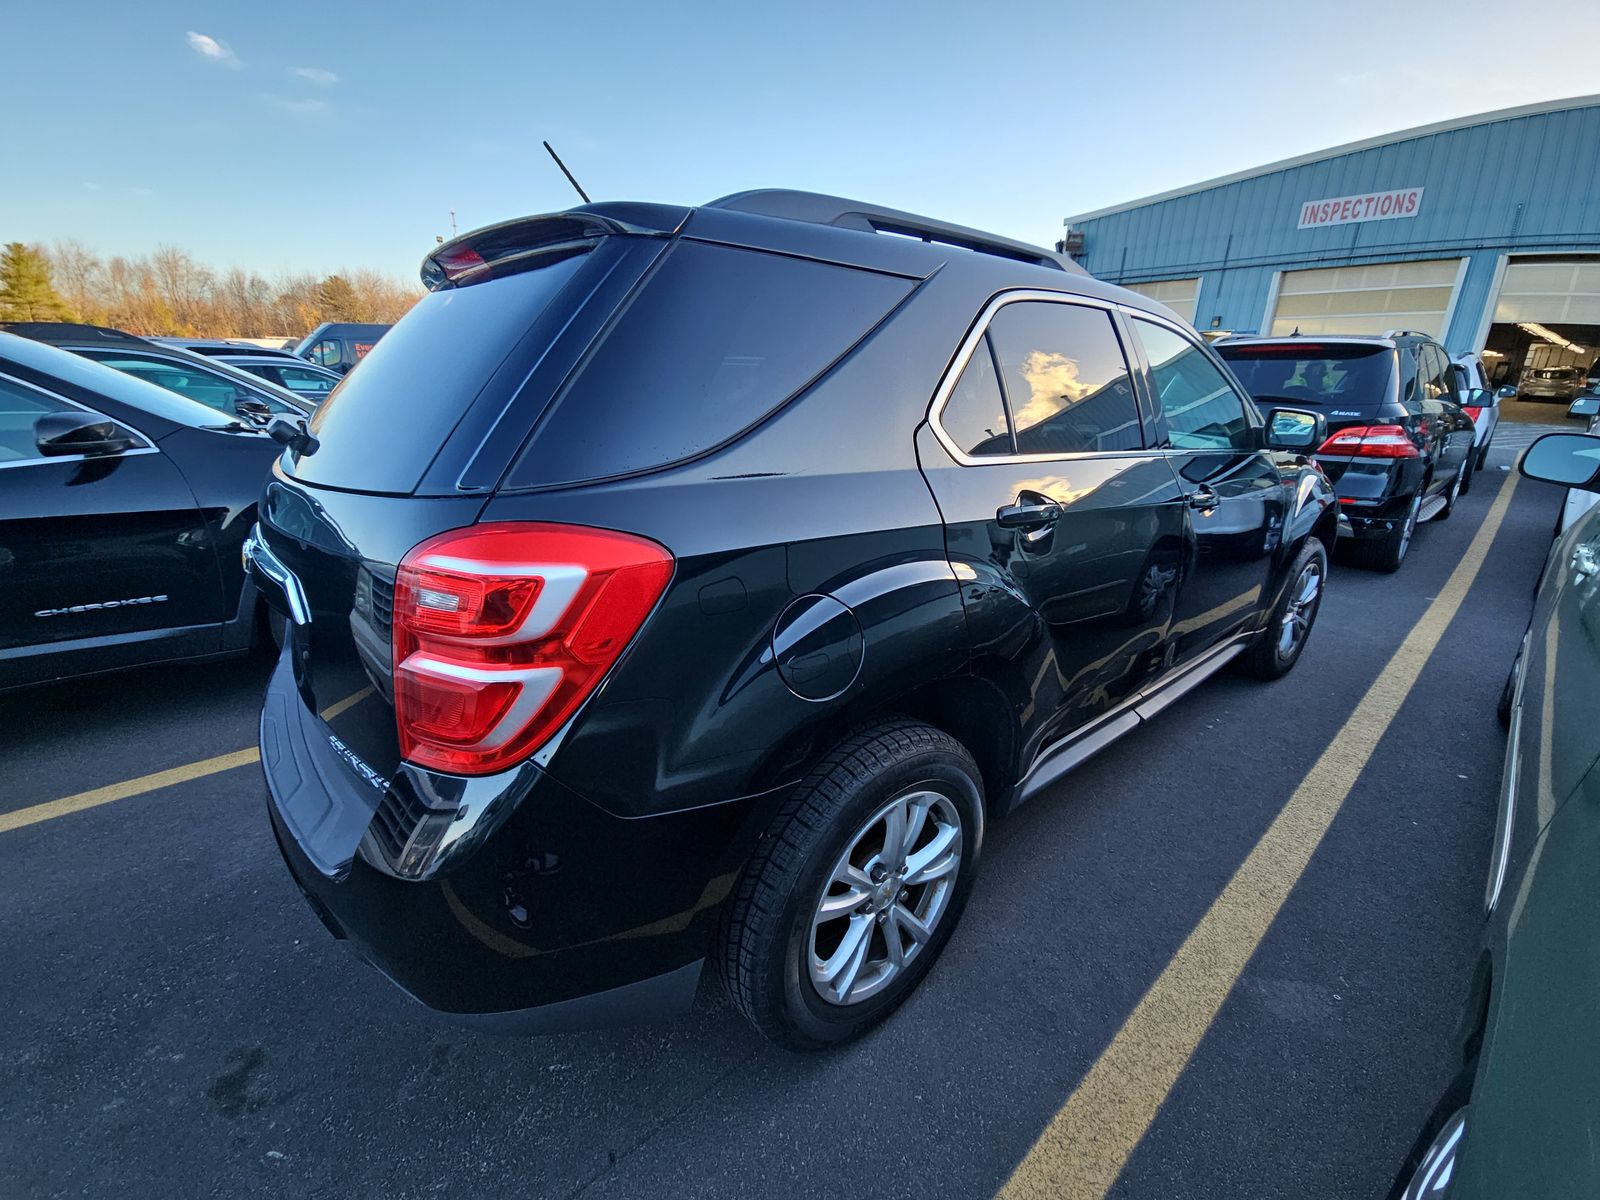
xmin=1065 ymin=93 xmax=1600 ymax=225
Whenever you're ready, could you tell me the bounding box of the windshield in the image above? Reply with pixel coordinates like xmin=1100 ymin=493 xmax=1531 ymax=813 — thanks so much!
xmin=1217 ymin=342 xmax=1395 ymax=412
xmin=0 ymin=331 xmax=260 ymax=430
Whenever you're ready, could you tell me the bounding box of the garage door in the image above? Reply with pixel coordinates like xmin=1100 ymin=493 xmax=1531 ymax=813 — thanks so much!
xmin=1269 ymin=259 xmax=1463 ymax=338
xmin=1122 ymin=278 xmax=1199 ymax=324
xmin=1493 ymin=259 xmax=1600 ymax=325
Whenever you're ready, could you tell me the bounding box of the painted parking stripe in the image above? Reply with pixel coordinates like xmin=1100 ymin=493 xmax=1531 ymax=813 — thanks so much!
xmin=998 ymin=474 xmax=1522 ymax=1200
xmin=0 ymin=686 xmax=373 ymax=835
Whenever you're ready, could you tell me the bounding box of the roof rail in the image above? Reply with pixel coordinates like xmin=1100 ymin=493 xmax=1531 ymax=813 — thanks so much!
xmin=1382 ymin=329 xmax=1434 ymax=340
xmin=705 ymin=189 xmax=1081 ymax=274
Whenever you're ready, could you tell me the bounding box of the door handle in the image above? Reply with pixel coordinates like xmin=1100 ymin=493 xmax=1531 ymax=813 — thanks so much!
xmin=1186 ymin=485 xmax=1220 ymax=511
xmin=996 ymin=497 xmax=1061 ymax=530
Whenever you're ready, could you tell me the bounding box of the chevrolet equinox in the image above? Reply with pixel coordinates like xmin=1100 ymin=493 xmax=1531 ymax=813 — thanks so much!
xmin=251 ymin=190 xmax=1337 ymax=1049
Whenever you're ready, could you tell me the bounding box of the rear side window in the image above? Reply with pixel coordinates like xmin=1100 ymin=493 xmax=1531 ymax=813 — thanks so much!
xmin=984 ymin=301 xmax=1142 ymax=455
xmin=1217 ymin=342 xmax=1396 ymax=418
xmin=939 ymin=338 xmax=1013 ymax=457
xmin=287 ymin=250 xmax=591 ymax=492
xmin=509 ymin=241 xmax=913 ymax=487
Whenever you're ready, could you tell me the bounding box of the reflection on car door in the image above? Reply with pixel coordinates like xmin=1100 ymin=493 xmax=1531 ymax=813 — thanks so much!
xmin=0 ymin=375 xmax=223 ymax=685
xmin=1127 ymin=315 xmax=1288 ymax=659
xmin=917 ymin=296 xmax=1187 ymax=771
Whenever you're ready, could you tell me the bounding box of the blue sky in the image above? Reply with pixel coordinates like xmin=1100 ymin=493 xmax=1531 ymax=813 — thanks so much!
xmin=4 ymin=0 xmax=1597 ymax=282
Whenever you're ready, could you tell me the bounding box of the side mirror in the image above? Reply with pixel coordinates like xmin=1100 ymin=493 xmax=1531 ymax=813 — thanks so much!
xmin=1569 ymin=396 xmax=1600 ymax=419
xmin=1262 ymin=407 xmax=1326 ymax=452
xmin=35 ymin=410 xmax=137 ymax=458
xmin=1495 ymin=385 xmax=1517 ymax=401
xmin=1520 ymin=433 xmax=1600 ymax=492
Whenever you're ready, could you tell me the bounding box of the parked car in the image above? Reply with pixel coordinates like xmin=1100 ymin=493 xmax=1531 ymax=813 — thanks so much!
xmin=1519 ymin=365 xmax=1586 ymax=402
xmin=152 ymin=337 xmax=296 ymax=358
xmin=1451 ymin=353 xmax=1501 ymax=469
xmin=1217 ymin=332 xmax=1477 ymax=572
xmin=210 ymin=353 xmax=342 ymax=404
xmin=250 ymin=190 xmax=1337 ymax=1049
xmin=293 ymin=322 xmax=390 ymax=374
xmin=1392 ymin=430 xmax=1600 ymax=1200
xmin=4 ymin=323 xmax=312 ymax=423
xmin=1587 ymin=359 xmax=1600 ymax=391
xmin=0 ymin=332 xmax=284 ymax=689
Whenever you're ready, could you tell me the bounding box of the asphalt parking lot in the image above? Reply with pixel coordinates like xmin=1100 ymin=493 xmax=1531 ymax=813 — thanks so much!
xmin=0 ymin=425 xmax=1572 ymax=1199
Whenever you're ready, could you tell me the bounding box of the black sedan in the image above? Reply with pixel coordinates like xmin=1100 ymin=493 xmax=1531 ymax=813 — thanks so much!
xmin=0 ymin=332 xmax=286 ymax=689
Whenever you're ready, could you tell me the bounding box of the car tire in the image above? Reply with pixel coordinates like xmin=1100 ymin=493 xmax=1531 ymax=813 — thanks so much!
xmin=1436 ymin=462 xmax=1466 ymax=518
xmin=1348 ymin=492 xmax=1421 ymax=573
xmin=718 ymin=717 xmax=984 ymax=1051
xmin=1476 ymin=439 xmax=1491 ymax=471
xmin=1239 ymin=537 xmax=1327 ymax=680
xmin=1457 ymin=452 xmax=1474 ymax=496
xmin=255 ymin=603 xmax=287 ymax=656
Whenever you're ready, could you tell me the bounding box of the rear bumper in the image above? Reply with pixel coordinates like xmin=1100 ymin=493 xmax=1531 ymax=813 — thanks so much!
xmin=259 ymin=655 xmax=757 ymax=1027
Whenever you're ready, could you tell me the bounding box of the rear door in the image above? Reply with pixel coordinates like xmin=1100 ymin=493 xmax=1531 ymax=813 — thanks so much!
xmin=1126 ymin=315 xmax=1287 ymax=659
xmin=917 ymin=294 xmax=1187 ymax=766
xmin=0 ymin=373 xmax=222 ymax=680
xmin=1418 ymin=344 xmax=1471 ymax=490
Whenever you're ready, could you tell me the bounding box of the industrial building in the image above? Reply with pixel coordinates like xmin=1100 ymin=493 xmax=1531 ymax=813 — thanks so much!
xmin=1064 ymin=94 xmax=1600 ymax=387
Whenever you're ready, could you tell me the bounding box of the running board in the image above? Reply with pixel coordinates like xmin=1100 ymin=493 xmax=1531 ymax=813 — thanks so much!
xmin=1013 ymin=636 xmax=1249 ymax=807
xmin=1418 ymin=493 xmax=1449 ymax=523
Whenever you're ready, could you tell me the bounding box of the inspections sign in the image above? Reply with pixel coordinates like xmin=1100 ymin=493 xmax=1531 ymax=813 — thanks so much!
xmin=1297 ymin=188 xmax=1423 ymax=229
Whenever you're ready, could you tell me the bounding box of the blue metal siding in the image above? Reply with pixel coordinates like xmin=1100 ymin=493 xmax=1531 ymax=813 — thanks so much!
xmin=1074 ymin=101 xmax=1600 ymax=350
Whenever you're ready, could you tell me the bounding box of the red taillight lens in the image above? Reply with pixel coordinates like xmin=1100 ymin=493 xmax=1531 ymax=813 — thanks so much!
xmin=1462 ymin=406 xmax=1484 ymax=422
xmin=392 ymin=523 xmax=673 ymax=775
xmin=1316 ymin=424 xmax=1420 ymax=458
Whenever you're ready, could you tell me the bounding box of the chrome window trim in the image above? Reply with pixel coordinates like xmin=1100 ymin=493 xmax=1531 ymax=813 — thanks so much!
xmin=927 ymin=290 xmax=1170 ymax=467
xmin=0 ymin=370 xmax=158 ymax=469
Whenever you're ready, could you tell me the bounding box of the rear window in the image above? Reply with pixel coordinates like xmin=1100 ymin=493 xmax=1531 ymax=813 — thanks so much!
xmin=1216 ymin=342 xmax=1395 ymax=416
xmin=507 ymin=240 xmax=913 ymax=488
xmin=286 ymin=250 xmax=590 ymax=492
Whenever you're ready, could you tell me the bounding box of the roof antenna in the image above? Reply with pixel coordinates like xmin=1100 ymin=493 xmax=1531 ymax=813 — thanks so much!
xmin=542 ymin=141 xmax=591 ymax=204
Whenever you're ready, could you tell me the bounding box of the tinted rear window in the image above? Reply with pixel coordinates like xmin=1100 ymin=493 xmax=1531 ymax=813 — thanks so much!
xmin=507 ymin=240 xmax=912 ymax=488
xmin=286 ymin=251 xmax=590 ymax=492
xmin=1217 ymin=343 xmax=1395 ymax=415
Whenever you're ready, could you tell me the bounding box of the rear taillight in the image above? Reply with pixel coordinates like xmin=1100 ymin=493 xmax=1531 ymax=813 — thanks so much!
xmin=1462 ymin=406 xmax=1484 ymax=422
xmin=392 ymin=523 xmax=673 ymax=775
xmin=1316 ymin=424 xmax=1420 ymax=459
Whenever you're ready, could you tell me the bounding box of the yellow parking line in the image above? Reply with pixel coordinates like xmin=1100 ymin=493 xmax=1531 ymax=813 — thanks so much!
xmin=0 ymin=686 xmax=374 ymax=836
xmin=0 ymin=748 xmax=261 ymax=835
xmin=998 ymin=474 xmax=1522 ymax=1200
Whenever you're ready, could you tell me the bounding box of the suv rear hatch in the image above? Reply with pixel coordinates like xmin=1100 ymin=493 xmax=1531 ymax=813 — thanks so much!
xmin=254 ymin=205 xmax=916 ymax=870
xmin=1217 ymin=340 xmax=1401 ymax=487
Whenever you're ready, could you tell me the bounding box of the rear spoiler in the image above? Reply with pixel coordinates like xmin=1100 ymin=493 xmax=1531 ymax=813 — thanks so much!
xmin=421 ymin=203 xmax=690 ymax=290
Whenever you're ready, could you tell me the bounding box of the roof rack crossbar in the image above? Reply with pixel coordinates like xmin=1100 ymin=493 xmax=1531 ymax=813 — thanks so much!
xmin=705 ymin=189 xmax=1079 ymax=274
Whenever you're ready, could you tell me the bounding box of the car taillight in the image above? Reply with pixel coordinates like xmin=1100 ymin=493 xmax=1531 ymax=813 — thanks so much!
xmin=1462 ymin=406 xmax=1484 ymax=422
xmin=392 ymin=523 xmax=673 ymax=775
xmin=1316 ymin=424 xmax=1420 ymax=459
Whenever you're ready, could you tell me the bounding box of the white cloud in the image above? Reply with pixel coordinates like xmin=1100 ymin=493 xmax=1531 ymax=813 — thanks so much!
xmin=264 ymin=95 xmax=329 ymax=115
xmin=185 ymin=31 xmax=241 ymax=68
xmin=292 ymin=66 xmax=340 ymax=86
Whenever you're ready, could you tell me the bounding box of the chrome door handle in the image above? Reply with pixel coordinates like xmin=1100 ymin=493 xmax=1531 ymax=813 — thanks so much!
xmin=1187 ymin=486 xmax=1220 ymax=510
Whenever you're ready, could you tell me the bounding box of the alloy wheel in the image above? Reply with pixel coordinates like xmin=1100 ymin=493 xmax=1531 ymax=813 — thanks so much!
xmin=808 ymin=789 xmax=963 ymax=1006
xmin=1397 ymin=492 xmax=1421 ymax=560
xmin=1276 ymin=558 xmax=1323 ymax=659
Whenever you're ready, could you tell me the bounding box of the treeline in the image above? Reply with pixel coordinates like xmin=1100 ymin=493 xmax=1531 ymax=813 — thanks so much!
xmin=0 ymin=240 xmax=420 ymax=338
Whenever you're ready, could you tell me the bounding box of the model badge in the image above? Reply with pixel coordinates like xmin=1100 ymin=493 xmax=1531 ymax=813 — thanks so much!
xmin=327 ymin=733 xmax=391 ymax=791
xmin=35 ymin=595 xmax=169 ymax=618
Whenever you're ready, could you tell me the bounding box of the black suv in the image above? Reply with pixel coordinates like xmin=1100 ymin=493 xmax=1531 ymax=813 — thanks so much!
xmin=252 ymin=191 xmax=1337 ymax=1049
xmin=0 ymin=333 xmax=283 ymax=688
xmin=1217 ymin=332 xmax=1477 ymax=572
